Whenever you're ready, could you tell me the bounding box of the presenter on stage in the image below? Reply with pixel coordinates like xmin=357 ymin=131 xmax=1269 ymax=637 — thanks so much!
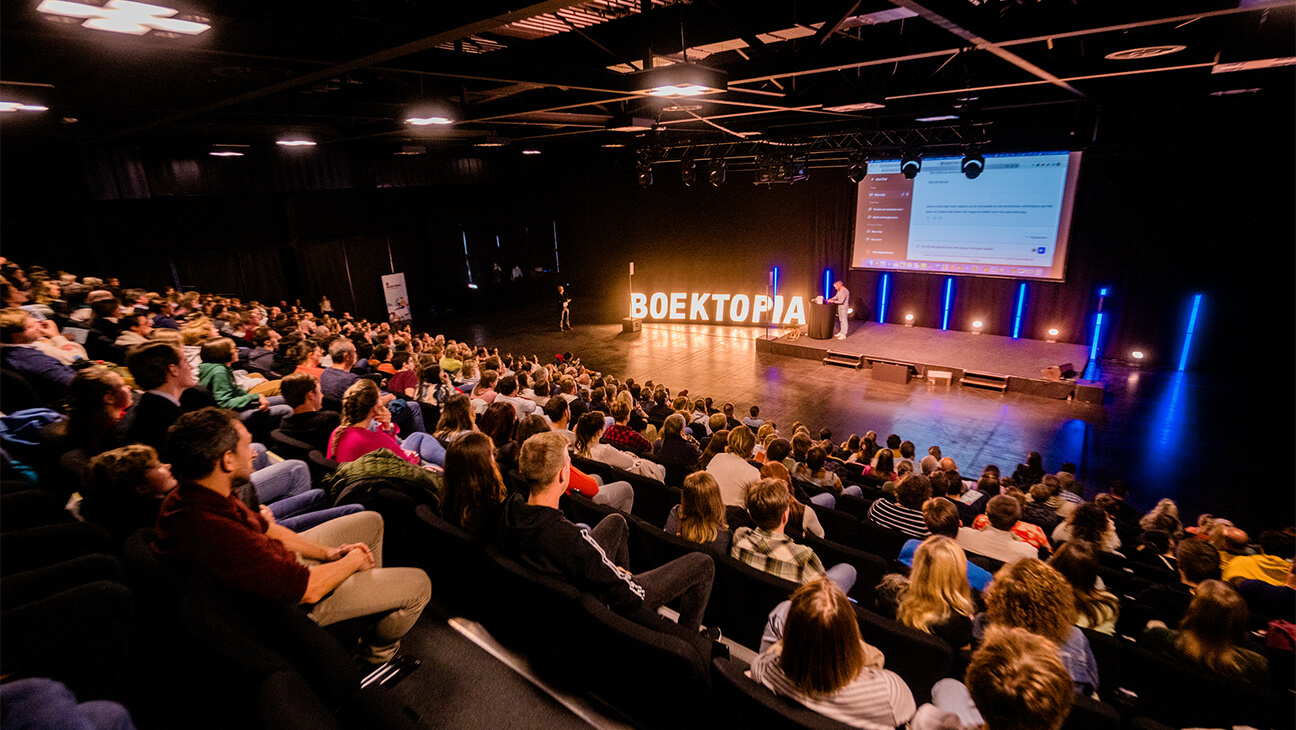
xmin=557 ymin=284 xmax=572 ymax=331
xmin=829 ymin=280 xmax=850 ymax=340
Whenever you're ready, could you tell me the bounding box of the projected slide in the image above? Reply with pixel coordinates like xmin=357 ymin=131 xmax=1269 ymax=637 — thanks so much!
xmin=851 ymin=151 xmax=1082 ymax=281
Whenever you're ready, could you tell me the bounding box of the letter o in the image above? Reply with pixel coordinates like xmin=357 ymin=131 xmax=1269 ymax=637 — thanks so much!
xmin=730 ymin=294 xmax=751 ymax=323
xmin=649 ymin=292 xmax=668 ymax=319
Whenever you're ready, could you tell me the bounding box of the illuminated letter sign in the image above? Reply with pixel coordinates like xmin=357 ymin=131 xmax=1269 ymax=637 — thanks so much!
xmin=630 ymin=291 xmax=806 ymax=326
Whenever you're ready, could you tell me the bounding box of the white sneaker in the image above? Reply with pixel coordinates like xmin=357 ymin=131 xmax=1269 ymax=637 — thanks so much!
xmin=835 ymin=334 xmax=846 ymax=339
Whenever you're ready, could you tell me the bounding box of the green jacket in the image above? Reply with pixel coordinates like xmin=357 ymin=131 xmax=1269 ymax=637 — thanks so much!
xmin=197 ymin=362 xmax=257 ymax=410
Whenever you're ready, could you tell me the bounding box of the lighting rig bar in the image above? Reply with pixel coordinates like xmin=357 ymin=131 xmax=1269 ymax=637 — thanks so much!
xmin=638 ymin=123 xmax=990 ymax=164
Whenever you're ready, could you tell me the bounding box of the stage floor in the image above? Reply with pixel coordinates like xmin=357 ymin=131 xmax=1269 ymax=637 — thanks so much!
xmin=758 ymin=322 xmax=1090 ymax=381
xmin=420 ymin=306 xmax=1291 ymax=532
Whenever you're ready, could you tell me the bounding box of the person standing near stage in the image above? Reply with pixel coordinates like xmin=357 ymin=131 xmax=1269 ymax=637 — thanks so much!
xmin=319 ymin=296 xmax=332 ymax=314
xmin=557 ymin=284 xmax=572 ymax=331
xmin=829 ymin=280 xmax=850 ymax=340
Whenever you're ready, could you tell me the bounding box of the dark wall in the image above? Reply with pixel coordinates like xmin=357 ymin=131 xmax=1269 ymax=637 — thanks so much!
xmin=3 ymin=94 xmax=1291 ymax=375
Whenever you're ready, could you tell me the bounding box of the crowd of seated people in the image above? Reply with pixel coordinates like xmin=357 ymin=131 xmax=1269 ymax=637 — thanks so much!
xmin=1 ymin=256 xmax=1292 ymax=730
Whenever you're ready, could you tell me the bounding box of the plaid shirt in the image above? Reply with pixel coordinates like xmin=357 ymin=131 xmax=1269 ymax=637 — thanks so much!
xmin=602 ymin=423 xmax=652 ymax=454
xmin=730 ymin=527 xmax=826 ymax=584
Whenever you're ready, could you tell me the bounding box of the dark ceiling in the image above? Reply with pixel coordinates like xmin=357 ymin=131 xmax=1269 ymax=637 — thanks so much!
xmin=1 ymin=0 xmax=1293 ymax=157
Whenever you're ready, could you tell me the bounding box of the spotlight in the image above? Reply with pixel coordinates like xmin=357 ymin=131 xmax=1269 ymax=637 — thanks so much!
xmin=404 ymin=102 xmax=457 ymax=126
xmin=971 ymin=320 xmax=984 ymax=334
xmin=276 ymin=137 xmax=316 ymax=147
xmin=521 ymin=149 xmax=541 ymax=155
xmin=708 ymin=157 xmax=725 ymax=186
xmin=846 ymin=150 xmax=868 ymax=183
xmin=961 ymin=152 xmax=985 ymax=179
xmin=1131 ymin=350 xmax=1145 ymax=360
xmin=904 ymin=313 xmax=915 ymax=328
xmin=680 ymin=157 xmax=696 ymax=187
xmin=1045 ymin=327 xmax=1059 ymax=343
xmin=637 ymin=162 xmax=653 ymax=189
xmin=901 ymin=151 xmax=922 ymax=180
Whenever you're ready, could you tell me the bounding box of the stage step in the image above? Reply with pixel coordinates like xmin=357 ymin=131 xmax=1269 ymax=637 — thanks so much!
xmin=960 ymin=371 xmax=1009 ymax=392
xmin=823 ymin=350 xmax=865 ymax=369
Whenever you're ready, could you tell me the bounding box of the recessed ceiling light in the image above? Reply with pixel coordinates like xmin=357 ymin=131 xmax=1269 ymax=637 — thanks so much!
xmin=0 ymin=102 xmax=50 ymax=112
xmin=521 ymin=149 xmax=542 ymax=155
xmin=915 ymin=114 xmax=958 ymax=122
xmin=276 ymin=138 xmax=316 ymax=147
xmin=632 ymin=63 xmax=727 ymax=98
xmin=209 ymin=151 xmax=243 ymax=157
xmin=405 ymin=116 xmax=454 ymax=126
xmin=1208 ymin=88 xmax=1262 ymax=96
xmin=601 ymin=143 xmax=626 ymax=148
xmin=37 ymin=0 xmax=210 ymax=36
xmin=1104 ymin=45 xmax=1186 ymax=61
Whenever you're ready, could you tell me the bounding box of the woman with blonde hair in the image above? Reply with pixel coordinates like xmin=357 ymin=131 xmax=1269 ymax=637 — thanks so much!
xmin=896 ymin=536 xmax=975 ymax=649
xmin=1139 ymin=497 xmax=1183 ymax=535
xmin=470 ymin=369 xmax=499 ymax=405
xmin=1048 ymin=539 xmax=1121 ymax=634
xmin=327 ymin=379 xmax=445 ymax=466
xmin=664 ymin=472 xmax=731 ymax=553
xmin=1141 ymin=579 xmax=1269 ymax=687
xmin=753 ymin=422 xmax=777 ymax=461
xmin=750 ymin=578 xmax=916 ymax=728
xmin=983 ymin=558 xmax=1100 ymax=694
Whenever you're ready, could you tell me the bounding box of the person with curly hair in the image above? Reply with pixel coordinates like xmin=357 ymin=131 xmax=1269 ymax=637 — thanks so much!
xmin=980 ymin=558 xmax=1100 ymax=694
xmin=1052 ymin=501 xmax=1121 ymax=553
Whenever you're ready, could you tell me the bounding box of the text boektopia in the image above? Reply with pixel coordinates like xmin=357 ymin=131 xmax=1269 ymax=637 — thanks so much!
xmin=630 ymin=292 xmax=806 ymax=326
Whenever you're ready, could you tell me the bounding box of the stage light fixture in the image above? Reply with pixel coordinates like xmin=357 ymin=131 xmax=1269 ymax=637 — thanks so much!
xmin=1131 ymin=350 xmax=1145 ymax=360
xmin=904 ymin=313 xmax=915 ymax=327
xmin=708 ymin=158 xmax=725 ymax=186
xmin=1045 ymin=327 xmax=1059 ymax=343
xmin=209 ymin=151 xmax=243 ymax=157
xmin=637 ymin=162 xmax=653 ymax=189
xmin=632 ymin=63 xmax=727 ymax=98
xmin=961 ymin=152 xmax=985 ymax=179
xmin=971 ymin=320 xmax=984 ymax=334
xmin=846 ymin=151 xmax=868 ymax=183
xmin=475 ymin=136 xmax=509 ymax=147
xmin=276 ymin=138 xmax=316 ymax=147
xmin=605 ymin=114 xmax=654 ymax=132
xmin=901 ymin=152 xmax=922 ymax=180
xmin=680 ymin=157 xmax=696 ymax=186
xmin=37 ymin=0 xmax=211 ymax=36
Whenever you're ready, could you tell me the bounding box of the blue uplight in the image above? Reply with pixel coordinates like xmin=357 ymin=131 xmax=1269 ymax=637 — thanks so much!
xmin=941 ymin=277 xmax=953 ymax=331
xmin=1099 ymin=287 xmax=1109 ymax=296
xmin=824 ymin=269 xmax=834 ymax=300
xmin=1012 ymin=282 xmax=1026 ymax=339
xmin=878 ymin=274 xmax=890 ymax=323
xmin=1178 ymin=294 xmax=1202 ymax=372
xmin=1089 ymin=312 xmax=1104 ymax=361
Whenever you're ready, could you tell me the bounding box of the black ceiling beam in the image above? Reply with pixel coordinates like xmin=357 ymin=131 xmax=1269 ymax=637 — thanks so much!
xmin=97 ymin=0 xmax=599 ymax=141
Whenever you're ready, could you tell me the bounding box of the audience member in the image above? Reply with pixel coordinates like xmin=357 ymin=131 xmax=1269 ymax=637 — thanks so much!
xmin=867 ymin=474 xmax=932 ymax=539
xmin=327 ymin=380 xmax=444 ymax=466
xmin=1141 ymin=580 xmax=1270 ymax=687
xmin=117 ymin=342 xmax=196 ymax=451
xmin=572 ymin=411 xmax=664 ymax=480
xmin=153 ymin=408 xmax=430 ymax=663
xmin=897 ymin=498 xmax=993 ymax=591
xmin=1048 ymin=539 xmax=1120 ymax=634
xmin=602 ymin=400 xmax=652 ymax=455
xmin=730 ymin=478 xmax=856 ymax=592
xmin=750 ymin=579 xmax=916 ymax=729
xmin=1222 ymin=529 xmax=1294 ymax=586
xmin=1052 ymin=502 xmax=1121 ymax=553
xmin=495 ymin=432 xmax=715 ymax=632
xmin=980 ymin=558 xmax=1100 ymax=694
xmin=664 ymin=472 xmax=732 ymax=554
xmin=319 ymin=338 xmax=360 ymax=402
xmin=894 ymin=536 xmax=976 ymax=650
xmin=1 ymin=307 xmax=76 ymax=402
xmin=969 ymin=487 xmax=1051 ymax=554
xmin=706 ymin=426 xmax=761 ymax=507
xmin=276 ymin=372 xmax=340 ymax=453
xmin=958 ymin=495 xmax=1038 ymax=565
xmin=760 ymin=461 xmax=824 ymax=540
xmin=198 ymin=337 xmax=291 ymax=429
xmin=440 ymin=432 xmax=508 ymax=537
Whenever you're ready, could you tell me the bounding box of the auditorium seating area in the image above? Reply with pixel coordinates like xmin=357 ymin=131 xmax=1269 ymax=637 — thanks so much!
xmin=1 ymin=259 xmax=1292 ymax=730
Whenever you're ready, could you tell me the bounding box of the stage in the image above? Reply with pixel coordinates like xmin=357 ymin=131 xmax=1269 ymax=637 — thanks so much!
xmin=755 ymin=322 xmax=1101 ymax=401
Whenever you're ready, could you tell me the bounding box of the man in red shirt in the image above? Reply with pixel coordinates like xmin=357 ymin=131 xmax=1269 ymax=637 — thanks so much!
xmin=154 ymin=407 xmax=430 ymax=663
xmin=601 ymin=401 xmax=652 ymax=455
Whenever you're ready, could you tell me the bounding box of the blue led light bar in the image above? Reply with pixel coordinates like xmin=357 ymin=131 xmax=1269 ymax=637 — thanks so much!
xmin=824 ymin=269 xmax=832 ymax=299
xmin=878 ymin=274 xmax=890 ymax=323
xmin=1178 ymin=294 xmax=1202 ymax=372
xmin=941 ymin=277 xmax=953 ymax=331
xmin=1012 ymin=282 xmax=1026 ymax=339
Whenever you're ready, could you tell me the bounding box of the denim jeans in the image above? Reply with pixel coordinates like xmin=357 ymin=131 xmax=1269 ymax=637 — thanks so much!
xmin=249 ymin=459 xmax=313 ymax=504
xmin=269 ymin=489 xmax=363 ymax=532
xmin=400 ymin=431 xmax=445 ymax=467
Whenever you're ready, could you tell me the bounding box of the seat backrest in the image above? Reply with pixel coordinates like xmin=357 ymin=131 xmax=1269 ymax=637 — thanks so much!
xmin=965 ymin=550 xmax=1004 ymax=576
xmin=710 ymin=656 xmax=857 ymax=730
xmin=803 ymin=535 xmax=888 ymax=609
xmin=711 ymin=554 xmax=799 ymax=650
xmin=626 ymin=514 xmax=708 ymax=575
xmin=807 ymin=503 xmax=860 ymax=548
xmin=856 ymin=518 xmax=909 ymax=561
xmin=1080 ymin=627 xmax=1128 ymax=704
xmin=1061 ymin=695 xmax=1122 ymax=730
xmin=853 ymin=605 xmax=953 ymax=705
xmin=1122 ymin=644 xmax=1281 ymax=729
xmin=576 ymin=593 xmax=711 ymax=727
xmin=411 ymin=505 xmax=487 ymax=615
xmin=0 ymin=367 xmax=43 ymax=414
xmin=662 ymin=459 xmax=695 ymax=488
xmin=269 ymin=429 xmax=314 ymax=462
xmin=480 ymin=545 xmax=584 ymax=659
xmin=833 ymin=492 xmax=875 ymax=522
xmin=562 ymin=491 xmax=617 ymax=528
